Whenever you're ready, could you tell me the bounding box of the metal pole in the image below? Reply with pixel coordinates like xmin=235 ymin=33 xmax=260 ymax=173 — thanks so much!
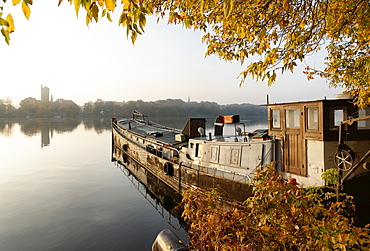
xmin=341 ymin=149 xmax=370 ymax=184
xmin=178 ymin=162 xmax=182 ymax=201
xmin=336 ymin=123 xmax=343 ymax=202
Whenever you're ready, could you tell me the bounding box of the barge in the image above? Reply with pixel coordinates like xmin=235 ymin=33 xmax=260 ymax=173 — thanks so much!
xmin=112 ymin=96 xmax=370 ymax=225
xmin=111 ymin=111 xmax=273 ymax=201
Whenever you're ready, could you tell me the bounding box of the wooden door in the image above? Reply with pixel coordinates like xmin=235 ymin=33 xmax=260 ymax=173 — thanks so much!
xmin=283 ymin=107 xmax=307 ymax=176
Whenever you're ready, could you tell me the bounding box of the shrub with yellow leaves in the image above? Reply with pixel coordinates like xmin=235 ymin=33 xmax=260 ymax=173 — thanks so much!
xmin=181 ymin=165 xmax=370 ymax=250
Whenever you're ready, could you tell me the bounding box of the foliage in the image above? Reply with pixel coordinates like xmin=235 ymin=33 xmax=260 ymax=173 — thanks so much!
xmin=2 ymin=0 xmax=370 ymax=107
xmin=19 ymin=97 xmax=39 ymax=114
xmin=0 ymin=97 xmax=15 ymax=115
xmin=322 ymin=168 xmax=340 ymax=186
xmin=181 ymin=165 xmax=370 ymax=250
xmin=19 ymin=97 xmax=81 ymax=116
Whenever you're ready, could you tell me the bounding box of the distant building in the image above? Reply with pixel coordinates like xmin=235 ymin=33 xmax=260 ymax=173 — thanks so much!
xmin=41 ymin=85 xmax=50 ymax=102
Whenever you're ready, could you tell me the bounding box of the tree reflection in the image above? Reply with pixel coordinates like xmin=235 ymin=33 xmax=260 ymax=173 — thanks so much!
xmin=0 ymin=118 xmax=111 ymax=146
xmin=0 ymin=121 xmax=15 ymax=137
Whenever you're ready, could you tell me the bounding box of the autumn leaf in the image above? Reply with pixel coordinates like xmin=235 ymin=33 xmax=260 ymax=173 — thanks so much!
xmin=74 ymin=0 xmax=81 ymax=17
xmin=223 ymin=0 xmax=233 ymax=18
xmin=21 ymin=1 xmax=31 ymax=19
xmin=1 ymin=28 xmax=10 ymax=44
xmin=107 ymin=12 xmax=112 ymax=22
xmin=260 ymin=225 xmax=270 ymax=232
xmin=105 ymin=0 xmax=116 ymax=12
xmin=12 ymin=0 xmax=21 ymax=6
xmin=6 ymin=14 xmax=15 ymax=33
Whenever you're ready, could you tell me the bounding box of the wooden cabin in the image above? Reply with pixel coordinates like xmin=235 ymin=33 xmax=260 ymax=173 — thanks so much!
xmin=267 ymin=97 xmax=370 ymax=187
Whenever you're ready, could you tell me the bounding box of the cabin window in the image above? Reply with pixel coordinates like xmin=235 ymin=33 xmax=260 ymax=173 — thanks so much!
xmin=329 ymin=107 xmax=346 ymax=130
xmin=271 ymin=109 xmax=281 ymax=128
xmin=195 ymin=143 xmax=199 ymax=157
xmin=286 ymin=109 xmax=300 ymax=129
xmin=334 ymin=109 xmax=343 ymax=126
xmin=358 ymin=108 xmax=370 ymax=130
xmin=307 ymin=107 xmax=319 ymax=130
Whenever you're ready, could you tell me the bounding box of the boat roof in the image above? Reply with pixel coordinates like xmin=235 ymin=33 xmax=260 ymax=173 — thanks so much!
xmin=265 ymin=98 xmax=353 ymax=107
xmin=117 ymin=118 xmax=182 ymax=146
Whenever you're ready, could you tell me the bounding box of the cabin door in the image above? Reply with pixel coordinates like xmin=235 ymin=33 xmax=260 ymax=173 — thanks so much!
xmin=283 ymin=108 xmax=307 ymax=176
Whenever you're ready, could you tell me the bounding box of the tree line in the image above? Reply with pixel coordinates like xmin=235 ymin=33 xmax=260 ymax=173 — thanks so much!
xmin=0 ymin=97 xmax=267 ymax=118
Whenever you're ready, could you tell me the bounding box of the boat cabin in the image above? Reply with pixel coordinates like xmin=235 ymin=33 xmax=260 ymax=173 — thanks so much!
xmin=268 ymin=97 xmax=370 ymax=187
xmin=180 ymin=115 xmax=274 ymax=181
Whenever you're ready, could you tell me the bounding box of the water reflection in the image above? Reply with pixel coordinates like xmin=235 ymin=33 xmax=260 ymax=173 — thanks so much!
xmin=41 ymin=124 xmax=51 ymax=147
xmin=82 ymin=118 xmax=112 ymax=134
xmin=0 ymin=118 xmax=112 ymax=147
xmin=0 ymin=121 xmax=14 ymax=137
xmin=112 ymin=145 xmax=187 ymax=236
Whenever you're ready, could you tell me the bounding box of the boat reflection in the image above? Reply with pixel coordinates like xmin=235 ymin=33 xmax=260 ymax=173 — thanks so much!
xmin=111 ymin=144 xmax=187 ymax=232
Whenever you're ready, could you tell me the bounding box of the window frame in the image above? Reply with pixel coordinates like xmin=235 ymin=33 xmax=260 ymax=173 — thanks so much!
xmin=270 ymin=108 xmax=281 ymax=130
xmin=306 ymin=106 xmax=319 ymax=131
xmin=329 ymin=106 xmax=347 ymax=131
xmin=357 ymin=107 xmax=370 ymax=130
xmin=285 ymin=108 xmax=300 ymax=129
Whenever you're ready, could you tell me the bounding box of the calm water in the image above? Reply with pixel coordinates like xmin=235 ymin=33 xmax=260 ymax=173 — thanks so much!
xmin=0 ymin=117 xmax=267 ymax=251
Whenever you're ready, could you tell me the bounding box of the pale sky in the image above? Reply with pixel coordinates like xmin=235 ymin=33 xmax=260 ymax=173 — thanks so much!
xmin=1 ymin=1 xmax=343 ymax=107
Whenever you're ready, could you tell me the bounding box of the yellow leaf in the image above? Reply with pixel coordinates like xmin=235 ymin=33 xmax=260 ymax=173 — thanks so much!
xmin=12 ymin=0 xmax=21 ymax=5
xmin=223 ymin=0 xmax=233 ymax=18
xmin=91 ymin=4 xmax=99 ymax=22
xmin=105 ymin=0 xmax=115 ymax=11
xmin=107 ymin=12 xmax=112 ymax=22
xmin=6 ymin=14 xmax=15 ymax=33
xmin=1 ymin=28 xmax=10 ymax=45
xmin=200 ymin=0 xmax=204 ymax=16
xmin=74 ymin=0 xmax=81 ymax=17
xmin=260 ymin=225 xmax=270 ymax=232
xmin=22 ymin=1 xmax=31 ymax=20
xmin=291 ymin=204 xmax=296 ymax=213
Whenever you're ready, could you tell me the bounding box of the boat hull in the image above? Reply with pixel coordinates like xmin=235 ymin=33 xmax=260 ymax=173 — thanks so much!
xmin=112 ymin=122 xmax=253 ymax=202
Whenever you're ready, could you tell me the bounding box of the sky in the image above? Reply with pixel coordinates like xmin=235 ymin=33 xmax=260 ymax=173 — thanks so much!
xmin=1 ymin=1 xmax=344 ymax=107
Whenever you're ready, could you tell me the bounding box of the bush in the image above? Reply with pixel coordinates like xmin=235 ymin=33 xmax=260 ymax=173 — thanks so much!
xmin=181 ymin=165 xmax=370 ymax=250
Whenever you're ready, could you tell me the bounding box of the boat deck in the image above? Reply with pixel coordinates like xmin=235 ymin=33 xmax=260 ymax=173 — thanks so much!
xmin=117 ymin=118 xmax=182 ymax=146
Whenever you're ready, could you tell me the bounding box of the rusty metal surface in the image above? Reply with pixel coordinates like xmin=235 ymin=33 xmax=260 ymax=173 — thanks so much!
xmin=117 ymin=119 xmax=182 ymax=146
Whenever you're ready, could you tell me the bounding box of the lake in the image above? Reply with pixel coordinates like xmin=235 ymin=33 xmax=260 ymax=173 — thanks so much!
xmin=0 ymin=117 xmax=267 ymax=250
